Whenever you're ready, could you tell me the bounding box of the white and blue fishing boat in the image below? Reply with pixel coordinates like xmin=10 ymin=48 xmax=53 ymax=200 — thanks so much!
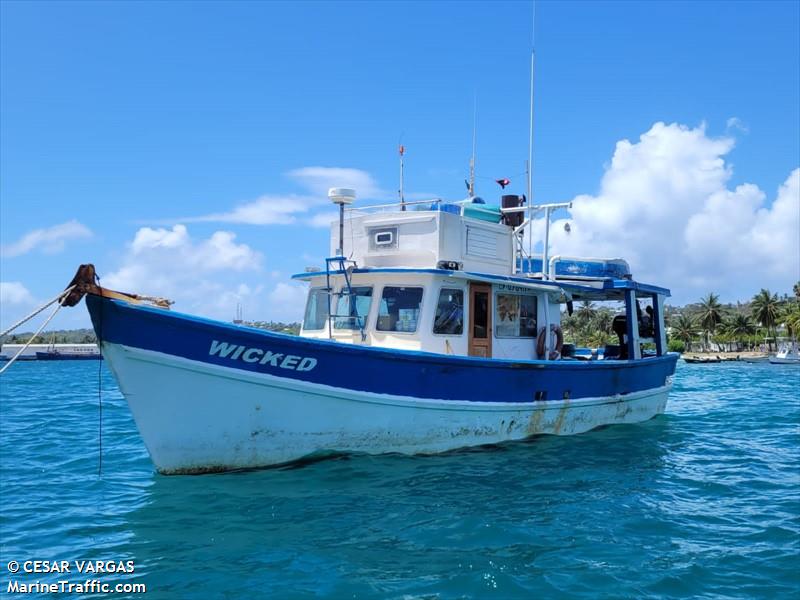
xmin=63 ymin=187 xmax=677 ymax=474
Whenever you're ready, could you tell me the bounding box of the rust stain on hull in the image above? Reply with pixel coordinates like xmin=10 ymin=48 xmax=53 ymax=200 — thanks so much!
xmin=552 ymin=400 xmax=570 ymax=435
xmin=527 ymin=408 xmax=546 ymax=436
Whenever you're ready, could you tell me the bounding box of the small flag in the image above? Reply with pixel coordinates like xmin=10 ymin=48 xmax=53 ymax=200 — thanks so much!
xmin=495 ymin=178 xmax=510 ymax=189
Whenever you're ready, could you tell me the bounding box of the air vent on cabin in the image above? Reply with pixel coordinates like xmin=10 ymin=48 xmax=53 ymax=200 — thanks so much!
xmin=466 ymin=226 xmax=498 ymax=259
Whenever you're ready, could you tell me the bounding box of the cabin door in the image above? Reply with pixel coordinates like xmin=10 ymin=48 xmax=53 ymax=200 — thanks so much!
xmin=468 ymin=283 xmax=492 ymax=358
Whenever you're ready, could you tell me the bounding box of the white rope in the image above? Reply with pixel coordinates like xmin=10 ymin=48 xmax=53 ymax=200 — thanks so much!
xmin=0 ymin=285 xmax=75 ymax=338
xmin=0 ymin=292 xmax=71 ymax=375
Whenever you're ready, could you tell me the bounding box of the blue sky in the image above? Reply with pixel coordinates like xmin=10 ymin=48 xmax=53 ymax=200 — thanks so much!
xmin=1 ymin=0 xmax=798 ymax=329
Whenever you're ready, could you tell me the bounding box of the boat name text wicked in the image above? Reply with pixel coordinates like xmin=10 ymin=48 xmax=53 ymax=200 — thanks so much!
xmin=209 ymin=340 xmax=317 ymax=371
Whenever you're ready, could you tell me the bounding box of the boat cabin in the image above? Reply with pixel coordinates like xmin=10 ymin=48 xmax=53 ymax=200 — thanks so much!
xmin=292 ymin=195 xmax=670 ymax=362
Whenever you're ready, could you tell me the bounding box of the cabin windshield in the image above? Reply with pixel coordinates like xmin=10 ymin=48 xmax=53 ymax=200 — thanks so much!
xmin=303 ymin=288 xmax=329 ymax=331
xmin=377 ymin=286 xmax=423 ymax=333
xmin=334 ymin=286 xmax=373 ymax=330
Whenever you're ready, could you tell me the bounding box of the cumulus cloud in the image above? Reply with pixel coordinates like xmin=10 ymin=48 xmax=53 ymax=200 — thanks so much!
xmin=0 ymin=281 xmax=35 ymax=306
xmin=545 ymin=122 xmax=799 ymax=302
xmin=101 ymin=225 xmax=264 ymax=319
xmin=1 ymin=220 xmax=92 ymax=257
xmin=96 ymin=224 xmax=313 ymax=322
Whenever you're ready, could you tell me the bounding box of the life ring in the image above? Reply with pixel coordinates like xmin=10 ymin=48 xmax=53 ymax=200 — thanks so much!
xmin=537 ymin=324 xmax=564 ymax=360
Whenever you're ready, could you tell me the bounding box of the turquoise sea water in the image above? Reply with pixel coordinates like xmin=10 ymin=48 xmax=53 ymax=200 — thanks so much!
xmin=1 ymin=361 xmax=798 ymax=599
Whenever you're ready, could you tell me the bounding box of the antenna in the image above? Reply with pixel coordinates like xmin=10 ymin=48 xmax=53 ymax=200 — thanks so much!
xmin=468 ymin=94 xmax=477 ymax=196
xmin=399 ymin=140 xmax=406 ymax=211
xmin=527 ymin=1 xmax=536 ymax=260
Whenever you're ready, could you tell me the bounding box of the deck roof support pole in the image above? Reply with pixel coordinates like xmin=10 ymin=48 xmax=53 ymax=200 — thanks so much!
xmin=652 ymin=293 xmax=667 ymax=356
xmin=624 ymin=289 xmax=641 ymax=360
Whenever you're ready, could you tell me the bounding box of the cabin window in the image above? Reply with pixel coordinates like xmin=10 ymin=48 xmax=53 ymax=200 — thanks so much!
xmin=433 ymin=288 xmax=464 ymax=335
xmin=303 ymin=288 xmax=329 ymax=331
xmin=334 ymin=287 xmax=373 ymax=330
xmin=495 ymin=293 xmax=538 ymax=337
xmin=368 ymin=227 xmax=398 ymax=251
xmin=377 ymin=286 xmax=423 ymax=333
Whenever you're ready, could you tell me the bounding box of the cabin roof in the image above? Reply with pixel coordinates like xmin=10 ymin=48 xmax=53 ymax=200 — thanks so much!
xmin=291 ymin=266 xmax=671 ymax=299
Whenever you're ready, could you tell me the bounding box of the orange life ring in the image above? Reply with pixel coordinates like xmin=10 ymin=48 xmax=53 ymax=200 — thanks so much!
xmin=537 ymin=324 xmax=564 ymax=360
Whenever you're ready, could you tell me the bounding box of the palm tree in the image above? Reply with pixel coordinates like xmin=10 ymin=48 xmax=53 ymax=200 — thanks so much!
xmin=751 ymin=289 xmax=781 ymax=350
xmin=794 ymin=281 xmax=800 ymax=300
xmin=576 ymin=301 xmax=597 ymax=326
xmin=782 ymin=302 xmax=800 ymax=340
xmin=697 ymin=293 xmax=724 ymax=350
xmin=723 ymin=314 xmax=756 ymax=350
xmin=670 ymin=313 xmax=698 ymax=352
xmin=593 ymin=309 xmax=614 ymax=337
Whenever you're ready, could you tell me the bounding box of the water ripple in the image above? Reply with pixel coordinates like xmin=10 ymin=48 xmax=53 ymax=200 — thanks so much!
xmin=1 ymin=361 xmax=798 ymax=598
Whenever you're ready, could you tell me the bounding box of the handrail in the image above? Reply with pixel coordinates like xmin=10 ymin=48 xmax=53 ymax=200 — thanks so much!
xmin=346 ymin=198 xmax=444 ymax=212
xmin=324 ymin=256 xmax=367 ymax=342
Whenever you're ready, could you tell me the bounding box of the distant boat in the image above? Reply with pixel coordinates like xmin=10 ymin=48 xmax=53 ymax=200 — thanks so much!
xmin=743 ymin=355 xmax=770 ymax=364
xmin=34 ymin=350 xmax=102 ymax=361
xmin=0 ymin=343 xmax=99 ymax=361
xmin=769 ymin=342 xmax=800 ymax=365
xmin=683 ymin=356 xmax=721 ymax=364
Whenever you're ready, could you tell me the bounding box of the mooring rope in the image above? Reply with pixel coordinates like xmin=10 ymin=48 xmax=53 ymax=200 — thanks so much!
xmin=0 ymin=288 xmax=73 ymax=375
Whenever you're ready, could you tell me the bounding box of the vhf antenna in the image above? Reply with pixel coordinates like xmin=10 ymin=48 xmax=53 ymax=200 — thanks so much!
xmin=527 ymin=1 xmax=536 ymax=259
xmin=398 ymin=138 xmax=406 ymax=211
xmin=468 ymin=94 xmax=477 ymax=196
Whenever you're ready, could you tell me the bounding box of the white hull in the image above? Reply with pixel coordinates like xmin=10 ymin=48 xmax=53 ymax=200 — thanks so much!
xmin=769 ymin=357 xmax=800 ymax=364
xmin=104 ymin=342 xmax=671 ymax=474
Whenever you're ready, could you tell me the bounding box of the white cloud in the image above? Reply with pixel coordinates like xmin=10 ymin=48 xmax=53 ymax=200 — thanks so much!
xmin=726 ymin=117 xmax=749 ymax=134
xmin=0 ymin=281 xmax=34 ymax=306
xmin=101 ymin=225 xmax=263 ymax=319
xmin=267 ymin=282 xmax=308 ymax=322
xmin=180 ymin=194 xmax=317 ymax=226
xmin=308 ymin=210 xmax=340 ymax=228
xmin=99 ymin=225 xmax=309 ymax=323
xmin=172 ymin=166 xmax=387 ymax=227
xmin=545 ymin=122 xmax=800 ymax=303
xmin=2 ymin=220 xmax=92 ymax=257
xmin=287 ymin=166 xmax=385 ymax=199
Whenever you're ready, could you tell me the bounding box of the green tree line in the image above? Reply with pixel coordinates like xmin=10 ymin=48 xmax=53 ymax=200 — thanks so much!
xmin=1 ymin=322 xmax=302 ymax=346
xmin=670 ymin=284 xmax=800 ymax=353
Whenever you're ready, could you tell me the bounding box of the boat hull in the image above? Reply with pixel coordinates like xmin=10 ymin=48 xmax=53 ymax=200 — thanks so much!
xmin=87 ymin=295 xmax=678 ymax=474
xmin=103 ymin=342 xmax=671 ymax=474
xmin=768 ymin=357 xmax=800 ymax=365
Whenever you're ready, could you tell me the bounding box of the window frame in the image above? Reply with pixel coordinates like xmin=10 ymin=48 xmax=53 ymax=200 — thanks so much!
xmin=374 ymin=284 xmax=425 ymax=335
xmin=493 ymin=290 xmax=539 ymax=339
xmin=333 ymin=285 xmax=374 ymax=331
xmin=302 ymin=287 xmax=330 ymax=331
xmin=431 ymin=285 xmax=466 ymax=337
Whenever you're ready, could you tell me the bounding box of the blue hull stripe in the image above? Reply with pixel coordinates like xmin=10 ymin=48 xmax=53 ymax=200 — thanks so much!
xmin=87 ymin=295 xmax=677 ymax=403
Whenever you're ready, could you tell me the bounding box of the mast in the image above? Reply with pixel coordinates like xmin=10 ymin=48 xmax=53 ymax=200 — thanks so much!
xmin=399 ymin=143 xmax=406 ymax=211
xmin=468 ymin=94 xmax=477 ymax=196
xmin=527 ymin=1 xmax=536 ymax=261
